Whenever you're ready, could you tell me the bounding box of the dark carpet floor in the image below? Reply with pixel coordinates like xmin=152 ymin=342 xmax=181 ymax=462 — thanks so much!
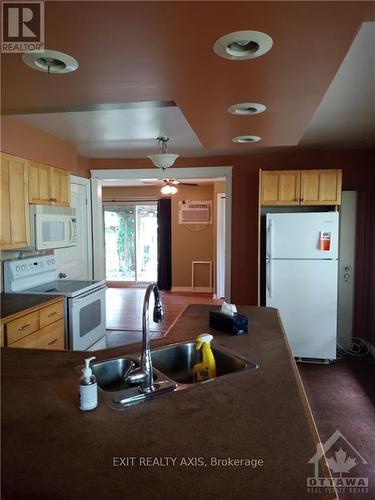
xmin=299 ymin=355 xmax=375 ymax=499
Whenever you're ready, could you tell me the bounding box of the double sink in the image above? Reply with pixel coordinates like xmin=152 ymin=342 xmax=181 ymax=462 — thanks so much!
xmin=90 ymin=340 xmax=257 ymax=410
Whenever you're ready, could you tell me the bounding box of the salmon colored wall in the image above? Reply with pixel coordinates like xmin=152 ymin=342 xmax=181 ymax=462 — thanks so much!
xmin=1 ymin=116 xmax=89 ymax=177
xmin=90 ymin=148 xmax=375 ymax=342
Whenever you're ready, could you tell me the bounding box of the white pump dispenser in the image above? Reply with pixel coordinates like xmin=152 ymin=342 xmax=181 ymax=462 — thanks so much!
xmin=79 ymin=356 xmax=98 ymax=411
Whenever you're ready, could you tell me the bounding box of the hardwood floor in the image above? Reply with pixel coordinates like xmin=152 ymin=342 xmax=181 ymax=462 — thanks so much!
xmin=106 ymin=287 xmax=222 ymax=333
xmin=299 ymin=355 xmax=375 ymax=499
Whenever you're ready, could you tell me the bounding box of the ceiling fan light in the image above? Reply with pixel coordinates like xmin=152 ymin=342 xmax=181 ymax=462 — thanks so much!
xmin=161 ymin=185 xmax=172 ymax=194
xmin=148 ymin=153 xmax=179 ymax=169
xmin=160 ymin=184 xmax=178 ymax=195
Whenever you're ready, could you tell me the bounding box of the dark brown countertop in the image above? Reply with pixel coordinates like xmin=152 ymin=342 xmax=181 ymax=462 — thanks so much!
xmin=0 ymin=293 xmax=64 ymax=322
xmin=1 ymin=305 xmax=335 ymax=500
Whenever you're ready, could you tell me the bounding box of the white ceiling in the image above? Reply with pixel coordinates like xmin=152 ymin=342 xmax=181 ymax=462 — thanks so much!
xmin=301 ymin=22 xmax=375 ymax=149
xmin=101 ymin=177 xmax=225 ymax=187
xmin=16 ymin=105 xmax=205 ymax=158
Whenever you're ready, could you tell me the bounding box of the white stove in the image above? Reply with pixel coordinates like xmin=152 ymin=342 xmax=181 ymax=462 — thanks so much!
xmin=4 ymin=256 xmax=107 ymax=351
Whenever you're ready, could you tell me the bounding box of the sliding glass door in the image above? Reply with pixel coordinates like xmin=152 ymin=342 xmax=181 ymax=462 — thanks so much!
xmin=104 ymin=203 xmax=157 ymax=284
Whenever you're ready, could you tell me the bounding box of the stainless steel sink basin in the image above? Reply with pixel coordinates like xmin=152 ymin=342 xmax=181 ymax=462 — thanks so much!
xmin=89 ymin=356 xmax=176 ymax=409
xmin=85 ymin=341 xmax=257 ymax=409
xmin=151 ymin=341 xmax=257 ymax=385
xmin=91 ymin=357 xmax=139 ymax=392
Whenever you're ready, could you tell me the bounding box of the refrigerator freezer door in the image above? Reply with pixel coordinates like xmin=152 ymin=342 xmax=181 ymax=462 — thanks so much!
xmin=266 ymin=259 xmax=337 ymax=359
xmin=266 ymin=212 xmax=339 ymax=259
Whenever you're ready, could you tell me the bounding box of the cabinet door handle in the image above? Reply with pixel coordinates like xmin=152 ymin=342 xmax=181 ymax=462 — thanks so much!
xmin=50 ymin=197 xmax=57 ymax=202
xmin=18 ymin=323 xmax=31 ymax=331
xmin=48 ymin=311 xmax=57 ymax=318
xmin=48 ymin=338 xmax=58 ymax=345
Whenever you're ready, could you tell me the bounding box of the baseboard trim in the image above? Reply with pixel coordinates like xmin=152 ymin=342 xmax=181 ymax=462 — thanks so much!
xmin=171 ymin=286 xmax=213 ymax=293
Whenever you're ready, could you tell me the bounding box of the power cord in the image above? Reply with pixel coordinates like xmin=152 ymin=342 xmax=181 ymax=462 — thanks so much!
xmin=337 ymin=337 xmax=371 ymax=358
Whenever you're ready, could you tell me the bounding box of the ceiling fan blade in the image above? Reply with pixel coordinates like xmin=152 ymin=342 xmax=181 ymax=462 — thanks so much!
xmin=179 ymin=182 xmax=198 ymax=186
xmin=141 ymin=180 xmax=162 ymax=185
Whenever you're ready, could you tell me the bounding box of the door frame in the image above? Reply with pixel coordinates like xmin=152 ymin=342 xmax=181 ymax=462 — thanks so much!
xmin=216 ymin=192 xmax=226 ymax=299
xmin=91 ymin=166 xmax=233 ymax=301
xmin=70 ymin=175 xmax=93 ymax=279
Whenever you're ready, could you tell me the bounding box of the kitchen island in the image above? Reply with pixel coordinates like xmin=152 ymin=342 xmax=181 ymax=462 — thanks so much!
xmin=1 ymin=305 xmax=335 ymax=500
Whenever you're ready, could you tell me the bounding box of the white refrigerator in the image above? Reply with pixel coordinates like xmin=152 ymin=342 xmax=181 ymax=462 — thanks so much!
xmin=265 ymin=212 xmax=339 ymax=361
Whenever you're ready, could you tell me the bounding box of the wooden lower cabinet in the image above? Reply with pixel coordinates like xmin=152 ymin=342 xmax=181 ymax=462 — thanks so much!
xmin=9 ymin=320 xmax=64 ymax=350
xmin=3 ymin=299 xmax=65 ymax=350
xmin=39 ymin=301 xmax=64 ymax=328
xmin=6 ymin=311 xmax=39 ymax=345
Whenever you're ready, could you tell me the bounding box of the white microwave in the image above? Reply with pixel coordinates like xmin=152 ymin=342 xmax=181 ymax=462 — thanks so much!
xmin=29 ymin=205 xmax=77 ymax=250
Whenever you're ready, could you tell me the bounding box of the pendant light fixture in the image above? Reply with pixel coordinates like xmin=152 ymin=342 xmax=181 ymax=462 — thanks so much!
xmin=148 ymin=137 xmax=179 ymax=170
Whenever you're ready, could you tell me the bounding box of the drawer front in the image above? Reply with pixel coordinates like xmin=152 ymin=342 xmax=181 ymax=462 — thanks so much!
xmin=9 ymin=319 xmax=65 ymax=350
xmin=39 ymin=301 xmax=64 ymax=328
xmin=6 ymin=311 xmax=39 ymax=344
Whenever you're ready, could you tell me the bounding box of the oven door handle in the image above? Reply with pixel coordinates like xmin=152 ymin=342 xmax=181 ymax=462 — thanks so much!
xmin=72 ymin=285 xmax=106 ymax=303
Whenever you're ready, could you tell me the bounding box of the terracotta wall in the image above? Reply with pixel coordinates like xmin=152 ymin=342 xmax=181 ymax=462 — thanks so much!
xmin=92 ymin=148 xmax=375 ymax=342
xmin=102 ymin=184 xmax=215 ymax=289
xmin=1 ymin=116 xmax=89 ymax=177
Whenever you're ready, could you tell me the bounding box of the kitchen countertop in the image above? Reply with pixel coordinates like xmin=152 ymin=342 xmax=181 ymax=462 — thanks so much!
xmin=0 ymin=293 xmax=64 ymax=322
xmin=1 ymin=305 xmax=335 ymax=500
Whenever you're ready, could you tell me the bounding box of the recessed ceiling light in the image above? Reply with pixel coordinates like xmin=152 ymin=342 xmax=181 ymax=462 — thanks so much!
xmin=228 ymin=103 xmax=266 ymax=115
xmin=22 ymin=49 xmax=79 ymax=73
xmin=213 ymin=31 xmax=273 ymax=60
xmin=232 ymin=135 xmax=261 ymax=143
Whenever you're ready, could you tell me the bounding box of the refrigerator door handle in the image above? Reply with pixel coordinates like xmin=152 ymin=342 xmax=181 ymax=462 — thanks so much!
xmin=266 ymin=220 xmax=273 ymax=259
xmin=267 ymin=259 xmax=272 ymax=299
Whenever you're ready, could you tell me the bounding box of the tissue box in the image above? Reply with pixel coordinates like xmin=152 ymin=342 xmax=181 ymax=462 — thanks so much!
xmin=209 ymin=310 xmax=248 ymax=335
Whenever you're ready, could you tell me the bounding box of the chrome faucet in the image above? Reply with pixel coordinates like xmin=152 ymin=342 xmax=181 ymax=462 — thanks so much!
xmin=125 ymin=283 xmax=163 ymax=394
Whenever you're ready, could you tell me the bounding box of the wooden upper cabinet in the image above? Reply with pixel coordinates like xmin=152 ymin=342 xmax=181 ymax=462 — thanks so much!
xmin=29 ymin=162 xmax=70 ymax=206
xmin=301 ymin=170 xmax=342 ymax=205
xmin=261 ymin=170 xmax=301 ymax=206
xmin=1 ymin=153 xmax=30 ymax=249
xmin=260 ymin=169 xmax=342 ymax=206
xmin=29 ymin=162 xmax=52 ymax=204
xmin=50 ymin=167 xmax=70 ymax=206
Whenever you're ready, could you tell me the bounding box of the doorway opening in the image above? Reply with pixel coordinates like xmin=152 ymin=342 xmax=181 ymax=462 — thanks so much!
xmin=104 ymin=203 xmax=158 ymax=285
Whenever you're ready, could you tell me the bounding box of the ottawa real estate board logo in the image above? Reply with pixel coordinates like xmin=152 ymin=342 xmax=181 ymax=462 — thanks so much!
xmin=308 ymin=430 xmax=369 ymax=495
xmin=2 ymin=2 xmax=44 ymax=52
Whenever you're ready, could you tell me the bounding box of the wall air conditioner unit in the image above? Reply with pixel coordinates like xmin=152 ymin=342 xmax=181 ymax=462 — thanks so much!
xmin=178 ymin=201 xmax=212 ymax=224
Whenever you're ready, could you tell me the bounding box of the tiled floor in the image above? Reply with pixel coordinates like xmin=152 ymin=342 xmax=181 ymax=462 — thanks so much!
xmin=299 ymin=355 xmax=375 ymax=499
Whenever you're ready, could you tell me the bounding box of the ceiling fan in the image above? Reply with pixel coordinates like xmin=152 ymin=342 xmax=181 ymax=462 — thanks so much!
xmin=142 ymin=178 xmax=198 ymax=195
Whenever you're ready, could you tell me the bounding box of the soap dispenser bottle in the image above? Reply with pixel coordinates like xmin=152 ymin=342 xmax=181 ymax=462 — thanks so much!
xmin=193 ymin=334 xmax=216 ymax=383
xmin=79 ymin=356 xmax=98 ymax=411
